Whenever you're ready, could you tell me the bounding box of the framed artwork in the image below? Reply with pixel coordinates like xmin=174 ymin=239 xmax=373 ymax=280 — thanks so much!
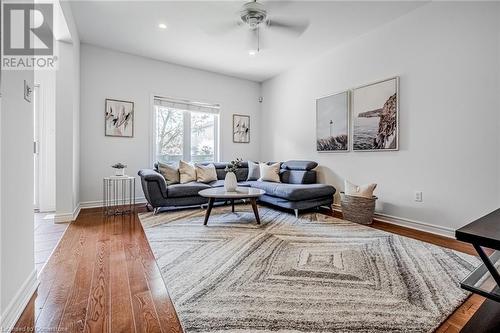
xmin=316 ymin=90 xmax=349 ymax=152
xmin=233 ymin=114 xmax=250 ymax=143
xmin=351 ymin=77 xmax=399 ymax=151
xmin=105 ymin=99 xmax=134 ymax=137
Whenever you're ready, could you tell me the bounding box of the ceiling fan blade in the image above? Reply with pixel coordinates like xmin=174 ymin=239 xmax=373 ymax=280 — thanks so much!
xmin=200 ymin=19 xmax=243 ymax=35
xmin=266 ymin=17 xmax=309 ymax=36
xmin=261 ymin=0 xmax=292 ymax=11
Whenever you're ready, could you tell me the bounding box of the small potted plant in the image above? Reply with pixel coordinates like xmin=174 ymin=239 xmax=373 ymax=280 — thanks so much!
xmin=224 ymin=158 xmax=242 ymax=192
xmin=111 ymin=163 xmax=127 ymax=176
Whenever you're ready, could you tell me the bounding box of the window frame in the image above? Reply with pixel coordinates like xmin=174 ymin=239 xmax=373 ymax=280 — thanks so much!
xmin=150 ymin=95 xmax=220 ymax=166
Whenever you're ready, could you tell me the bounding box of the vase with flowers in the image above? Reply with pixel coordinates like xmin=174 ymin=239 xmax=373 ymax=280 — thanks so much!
xmin=224 ymin=158 xmax=242 ymax=192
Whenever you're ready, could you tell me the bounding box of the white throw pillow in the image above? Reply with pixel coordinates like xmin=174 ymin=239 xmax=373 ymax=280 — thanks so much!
xmin=179 ymin=160 xmax=197 ymax=184
xmin=196 ymin=164 xmax=218 ymax=183
xmin=344 ymin=180 xmax=377 ymax=198
xmin=258 ymin=162 xmax=281 ymax=183
xmin=157 ymin=162 xmax=180 ymax=185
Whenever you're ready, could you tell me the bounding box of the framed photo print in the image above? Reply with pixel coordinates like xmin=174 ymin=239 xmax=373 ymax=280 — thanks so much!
xmin=105 ymin=99 xmax=134 ymax=137
xmin=352 ymin=77 xmax=399 ymax=151
xmin=233 ymin=114 xmax=250 ymax=143
xmin=316 ymin=90 xmax=349 ymax=152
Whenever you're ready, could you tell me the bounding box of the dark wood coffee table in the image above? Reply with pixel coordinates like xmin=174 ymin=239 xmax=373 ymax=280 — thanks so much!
xmin=198 ymin=187 xmax=265 ymax=225
xmin=456 ymin=208 xmax=500 ymax=332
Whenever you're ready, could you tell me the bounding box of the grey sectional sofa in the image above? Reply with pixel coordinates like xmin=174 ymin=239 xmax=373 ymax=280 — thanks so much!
xmin=138 ymin=160 xmax=335 ymax=217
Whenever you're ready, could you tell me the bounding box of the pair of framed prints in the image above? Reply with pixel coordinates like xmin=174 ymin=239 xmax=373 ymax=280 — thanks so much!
xmin=316 ymin=76 xmax=399 ymax=152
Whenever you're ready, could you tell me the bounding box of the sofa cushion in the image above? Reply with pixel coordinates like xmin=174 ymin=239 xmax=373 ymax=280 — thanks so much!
xmin=280 ymin=169 xmax=316 ymax=184
xmin=209 ymin=180 xmax=251 ymax=188
xmin=166 ymin=182 xmax=211 ymax=198
xmin=282 ymin=160 xmax=318 ymax=171
xmin=248 ymin=181 xmax=335 ymax=201
xmin=199 ymin=162 xmax=249 ymax=181
xmin=259 ymin=162 xmax=281 ymax=182
xmin=258 ymin=193 xmax=334 ymax=210
xmin=247 ymin=161 xmax=260 ymax=181
xmin=179 ymin=160 xmax=197 ymax=184
xmin=157 ymin=162 xmax=180 ymax=185
xmin=210 ymin=161 xmax=249 ymax=169
xmin=209 ymin=180 xmax=225 ymax=188
xmin=196 ymin=163 xmax=218 ymax=183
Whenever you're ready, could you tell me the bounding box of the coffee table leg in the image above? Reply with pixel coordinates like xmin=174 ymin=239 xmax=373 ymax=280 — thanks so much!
xmin=231 ymin=199 xmax=235 ymax=213
xmin=250 ymin=198 xmax=260 ymax=224
xmin=204 ymin=198 xmax=215 ymax=225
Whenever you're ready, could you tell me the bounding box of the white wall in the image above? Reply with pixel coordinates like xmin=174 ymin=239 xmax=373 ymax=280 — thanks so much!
xmin=0 ymin=69 xmax=37 ymax=329
xmin=63 ymin=1 xmax=81 ymax=213
xmin=55 ymin=41 xmax=77 ymax=218
xmin=34 ymin=70 xmax=56 ymax=212
xmin=80 ymin=44 xmax=261 ymax=204
xmin=260 ymin=2 xmax=500 ymax=231
xmin=55 ymin=1 xmax=80 ymax=221
xmin=73 ymin=40 xmax=80 ymax=211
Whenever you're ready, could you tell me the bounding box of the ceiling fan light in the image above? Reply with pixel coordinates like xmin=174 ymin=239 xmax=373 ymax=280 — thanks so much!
xmin=158 ymin=23 xmax=167 ymax=30
xmin=248 ymin=49 xmax=257 ymax=56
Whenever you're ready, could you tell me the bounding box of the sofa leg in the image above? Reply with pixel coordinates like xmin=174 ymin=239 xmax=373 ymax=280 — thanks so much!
xmin=145 ymin=203 xmax=152 ymax=212
xmin=294 ymin=209 xmax=299 ymax=218
xmin=153 ymin=207 xmax=160 ymax=215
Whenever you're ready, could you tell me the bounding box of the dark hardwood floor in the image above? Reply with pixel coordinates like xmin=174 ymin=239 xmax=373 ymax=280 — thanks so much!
xmin=14 ymin=205 xmax=484 ymax=333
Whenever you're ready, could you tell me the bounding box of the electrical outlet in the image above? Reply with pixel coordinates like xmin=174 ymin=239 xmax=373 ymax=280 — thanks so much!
xmin=415 ymin=191 xmax=423 ymax=202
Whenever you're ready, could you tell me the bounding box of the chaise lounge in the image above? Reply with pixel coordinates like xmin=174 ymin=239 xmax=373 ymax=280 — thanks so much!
xmin=138 ymin=160 xmax=336 ymax=217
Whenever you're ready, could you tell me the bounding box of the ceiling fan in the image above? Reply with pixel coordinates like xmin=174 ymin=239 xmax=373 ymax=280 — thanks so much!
xmin=204 ymin=0 xmax=310 ymax=55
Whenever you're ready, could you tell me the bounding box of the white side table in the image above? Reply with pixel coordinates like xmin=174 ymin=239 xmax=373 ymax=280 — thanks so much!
xmin=103 ymin=176 xmax=135 ymax=216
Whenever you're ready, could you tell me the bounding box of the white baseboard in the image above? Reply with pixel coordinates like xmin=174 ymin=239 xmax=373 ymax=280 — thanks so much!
xmin=37 ymin=206 xmax=55 ymax=213
xmin=79 ymin=197 xmax=146 ymax=210
xmin=0 ymin=270 xmax=39 ymax=331
xmin=54 ymin=203 xmax=81 ymax=223
xmin=332 ymin=204 xmax=455 ymax=238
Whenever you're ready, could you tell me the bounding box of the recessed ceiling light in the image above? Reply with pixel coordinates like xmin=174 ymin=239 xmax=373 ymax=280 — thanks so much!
xmin=158 ymin=23 xmax=167 ymax=30
xmin=248 ymin=50 xmax=257 ymax=56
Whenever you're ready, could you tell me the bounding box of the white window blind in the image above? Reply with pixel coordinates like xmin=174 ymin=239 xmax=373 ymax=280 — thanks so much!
xmin=153 ymin=96 xmax=220 ymax=114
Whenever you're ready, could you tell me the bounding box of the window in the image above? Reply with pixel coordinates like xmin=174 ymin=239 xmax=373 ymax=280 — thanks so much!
xmin=153 ymin=97 xmax=219 ymax=164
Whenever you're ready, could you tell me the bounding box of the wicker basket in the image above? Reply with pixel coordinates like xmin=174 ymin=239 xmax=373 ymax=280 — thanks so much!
xmin=340 ymin=192 xmax=377 ymax=225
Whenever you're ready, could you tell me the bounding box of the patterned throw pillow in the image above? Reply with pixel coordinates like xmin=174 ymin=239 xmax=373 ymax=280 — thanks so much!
xmin=196 ymin=164 xmax=218 ymax=183
xmin=258 ymin=162 xmax=281 ymax=183
xmin=344 ymin=180 xmax=377 ymax=198
xmin=179 ymin=160 xmax=197 ymax=184
xmin=157 ymin=162 xmax=180 ymax=185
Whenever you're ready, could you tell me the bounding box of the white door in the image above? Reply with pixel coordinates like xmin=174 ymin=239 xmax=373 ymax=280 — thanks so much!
xmin=33 ymin=85 xmax=40 ymax=210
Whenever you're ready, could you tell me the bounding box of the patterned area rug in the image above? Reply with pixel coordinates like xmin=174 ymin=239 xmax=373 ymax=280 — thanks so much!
xmin=139 ymin=205 xmax=479 ymax=333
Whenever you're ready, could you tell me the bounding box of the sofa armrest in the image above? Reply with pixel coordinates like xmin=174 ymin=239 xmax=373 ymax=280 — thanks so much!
xmin=139 ymin=168 xmax=164 ymax=182
xmin=138 ymin=169 xmax=168 ymax=200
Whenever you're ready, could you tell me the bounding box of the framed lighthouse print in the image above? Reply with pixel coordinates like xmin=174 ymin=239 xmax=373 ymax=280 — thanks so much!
xmin=316 ymin=90 xmax=349 ymax=152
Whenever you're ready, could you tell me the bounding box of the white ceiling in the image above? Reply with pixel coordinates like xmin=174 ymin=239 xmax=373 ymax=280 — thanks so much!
xmin=69 ymin=1 xmax=425 ymax=82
